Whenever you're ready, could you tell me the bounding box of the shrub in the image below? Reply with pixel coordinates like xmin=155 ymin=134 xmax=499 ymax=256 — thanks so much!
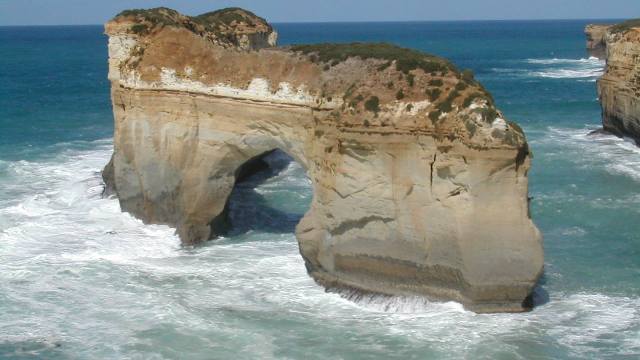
xmin=428 ymin=79 xmax=443 ymax=87
xmin=349 ymin=94 xmax=365 ymax=108
xmin=406 ymin=104 xmax=413 ymax=112
xmin=343 ymin=83 xmax=356 ymax=100
xmin=437 ymin=90 xmax=459 ymax=113
xmin=396 ymin=89 xmax=405 ymax=100
xmin=130 ymin=24 xmax=148 ymax=34
xmin=477 ymin=107 xmax=498 ymax=123
xmin=464 ymin=120 xmax=478 ymax=137
xmin=438 ymin=100 xmax=453 ymax=113
xmin=407 ymin=73 xmax=415 ymax=87
xmin=462 ymin=92 xmax=483 ymax=107
xmin=475 ymin=82 xmax=495 ymax=106
xmin=455 ymin=81 xmax=467 ymax=91
xmin=425 ymin=88 xmax=441 ymax=101
xmin=364 ymin=96 xmax=381 ymax=113
xmin=429 ymin=110 xmax=441 ymax=123
xmin=462 ymin=69 xmax=475 ymax=82
xmin=377 ymin=61 xmax=392 ymax=71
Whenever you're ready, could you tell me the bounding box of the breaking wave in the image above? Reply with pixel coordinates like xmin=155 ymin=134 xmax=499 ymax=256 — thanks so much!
xmin=537 ymin=126 xmax=640 ymax=182
xmin=493 ymin=57 xmax=605 ymax=80
xmin=525 ymin=57 xmax=603 ymax=65
xmin=0 ymin=140 xmax=638 ymax=358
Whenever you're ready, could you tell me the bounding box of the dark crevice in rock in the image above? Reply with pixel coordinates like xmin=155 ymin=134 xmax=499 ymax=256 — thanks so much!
xmin=101 ymin=154 xmax=116 ymax=197
xmin=330 ymin=216 xmax=394 ymax=237
xmin=515 ymin=143 xmax=529 ymax=172
xmin=429 ymin=153 xmax=437 ymax=190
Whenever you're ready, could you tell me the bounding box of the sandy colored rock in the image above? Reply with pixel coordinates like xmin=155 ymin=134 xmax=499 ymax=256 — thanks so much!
xmin=585 ymin=24 xmax=611 ymax=59
xmin=591 ymin=20 xmax=640 ymax=143
xmin=103 ymin=7 xmax=543 ymax=313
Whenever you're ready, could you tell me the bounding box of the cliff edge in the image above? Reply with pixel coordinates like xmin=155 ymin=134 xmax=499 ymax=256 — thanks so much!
xmin=103 ymin=7 xmax=543 ymax=313
xmin=589 ymin=20 xmax=640 ymax=143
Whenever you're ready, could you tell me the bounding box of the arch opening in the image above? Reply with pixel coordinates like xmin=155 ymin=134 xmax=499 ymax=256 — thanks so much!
xmin=210 ymin=149 xmax=313 ymax=239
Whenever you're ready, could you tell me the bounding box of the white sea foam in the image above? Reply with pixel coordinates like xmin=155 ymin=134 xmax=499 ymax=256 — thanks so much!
xmin=529 ymin=68 xmax=604 ymax=79
xmin=0 ymin=140 xmax=639 ymax=358
xmin=526 ymin=57 xmax=603 ymax=65
xmin=538 ymin=126 xmax=640 ymax=182
xmin=494 ymin=57 xmax=605 ymax=80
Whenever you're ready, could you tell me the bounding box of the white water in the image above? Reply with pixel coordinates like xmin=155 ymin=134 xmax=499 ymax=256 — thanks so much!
xmin=541 ymin=127 xmax=640 ymax=182
xmin=493 ymin=57 xmax=605 ymax=80
xmin=0 ymin=139 xmax=639 ymax=358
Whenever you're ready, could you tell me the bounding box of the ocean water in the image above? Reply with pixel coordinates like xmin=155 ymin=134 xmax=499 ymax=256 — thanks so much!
xmin=1 ymin=20 xmax=639 ymax=359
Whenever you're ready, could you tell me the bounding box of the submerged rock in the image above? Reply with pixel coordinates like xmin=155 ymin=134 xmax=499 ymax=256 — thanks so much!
xmin=588 ymin=20 xmax=640 ymax=143
xmin=103 ymin=7 xmax=543 ymax=313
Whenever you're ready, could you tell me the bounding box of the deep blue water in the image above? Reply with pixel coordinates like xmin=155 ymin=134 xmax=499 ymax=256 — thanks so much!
xmin=1 ymin=20 xmax=639 ymax=359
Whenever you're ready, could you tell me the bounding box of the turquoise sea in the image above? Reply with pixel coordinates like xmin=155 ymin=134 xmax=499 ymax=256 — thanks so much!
xmin=1 ymin=20 xmax=639 ymax=359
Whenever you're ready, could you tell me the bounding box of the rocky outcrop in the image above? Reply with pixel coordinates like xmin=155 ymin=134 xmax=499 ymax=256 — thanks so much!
xmin=594 ymin=20 xmax=640 ymax=143
xmin=103 ymin=7 xmax=543 ymax=313
xmin=585 ymin=24 xmax=611 ymax=59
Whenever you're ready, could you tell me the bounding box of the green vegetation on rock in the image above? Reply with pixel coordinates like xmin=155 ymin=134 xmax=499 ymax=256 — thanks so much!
xmin=462 ymin=92 xmax=483 ymax=108
xmin=116 ymin=7 xmax=272 ymax=35
xmin=116 ymin=7 xmax=181 ymax=28
xmin=290 ymin=43 xmax=456 ymax=74
xmin=455 ymin=81 xmax=468 ymax=91
xmin=116 ymin=7 xmax=180 ymax=34
xmin=407 ymin=73 xmax=415 ymax=87
xmin=194 ymin=7 xmax=272 ymax=31
xmin=364 ymin=96 xmax=381 ymax=113
xmin=426 ymin=88 xmax=442 ymax=101
xmin=476 ymin=107 xmax=498 ymax=123
xmin=610 ymin=19 xmax=640 ymax=34
xmin=429 ymin=110 xmax=441 ymax=123
xmin=437 ymin=90 xmax=459 ymax=113
xmin=461 ymin=69 xmax=475 ymax=82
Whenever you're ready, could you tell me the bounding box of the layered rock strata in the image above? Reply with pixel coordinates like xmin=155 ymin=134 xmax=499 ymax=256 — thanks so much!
xmin=590 ymin=20 xmax=640 ymax=143
xmin=103 ymin=7 xmax=543 ymax=313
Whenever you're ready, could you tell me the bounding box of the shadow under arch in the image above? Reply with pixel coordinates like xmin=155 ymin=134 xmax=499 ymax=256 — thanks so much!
xmin=211 ymin=149 xmax=313 ymax=239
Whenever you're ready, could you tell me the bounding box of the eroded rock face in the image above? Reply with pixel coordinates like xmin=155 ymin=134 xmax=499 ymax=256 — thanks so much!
xmin=585 ymin=24 xmax=611 ymax=59
xmin=592 ymin=20 xmax=640 ymax=142
xmin=104 ymin=7 xmax=543 ymax=313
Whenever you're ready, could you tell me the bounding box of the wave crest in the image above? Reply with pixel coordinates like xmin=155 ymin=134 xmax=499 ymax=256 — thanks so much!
xmin=493 ymin=57 xmax=605 ymax=80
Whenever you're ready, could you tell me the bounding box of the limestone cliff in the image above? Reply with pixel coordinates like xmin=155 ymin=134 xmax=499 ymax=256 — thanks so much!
xmin=593 ymin=20 xmax=640 ymax=142
xmin=103 ymin=7 xmax=543 ymax=313
xmin=585 ymin=24 xmax=611 ymax=59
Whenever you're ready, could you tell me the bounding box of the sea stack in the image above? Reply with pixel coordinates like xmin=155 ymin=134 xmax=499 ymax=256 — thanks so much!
xmin=588 ymin=20 xmax=640 ymax=143
xmin=585 ymin=24 xmax=611 ymax=59
xmin=103 ymin=7 xmax=543 ymax=313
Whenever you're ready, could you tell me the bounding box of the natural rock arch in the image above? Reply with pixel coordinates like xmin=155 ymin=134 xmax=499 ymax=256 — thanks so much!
xmin=103 ymin=7 xmax=543 ymax=313
xmin=224 ymin=149 xmax=309 ymax=235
